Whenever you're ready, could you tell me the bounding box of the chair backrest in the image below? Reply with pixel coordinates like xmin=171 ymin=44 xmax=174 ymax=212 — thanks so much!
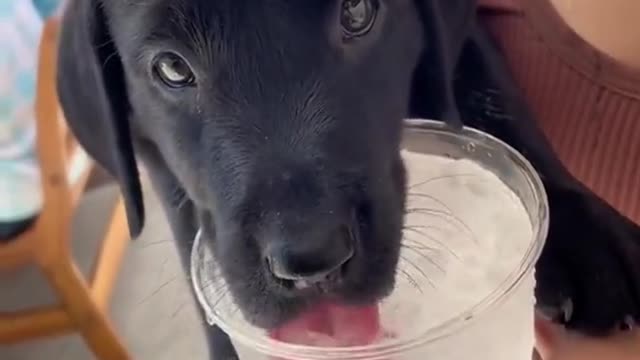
xmin=0 ymin=18 xmax=93 ymax=269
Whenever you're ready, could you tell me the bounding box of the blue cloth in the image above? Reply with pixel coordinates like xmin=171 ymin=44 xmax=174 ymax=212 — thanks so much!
xmin=0 ymin=0 xmax=62 ymax=222
xmin=32 ymin=0 xmax=61 ymax=18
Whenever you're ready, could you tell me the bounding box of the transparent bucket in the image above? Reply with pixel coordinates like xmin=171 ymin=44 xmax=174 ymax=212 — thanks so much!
xmin=191 ymin=119 xmax=550 ymax=360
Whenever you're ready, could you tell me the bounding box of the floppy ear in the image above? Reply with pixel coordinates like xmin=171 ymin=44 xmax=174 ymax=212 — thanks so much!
xmin=57 ymin=0 xmax=144 ymax=237
xmin=412 ymin=0 xmax=477 ymax=128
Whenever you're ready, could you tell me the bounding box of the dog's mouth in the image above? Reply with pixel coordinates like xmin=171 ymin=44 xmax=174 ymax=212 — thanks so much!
xmin=253 ymin=222 xmax=381 ymax=344
xmin=267 ymin=221 xmax=386 ymax=346
xmin=276 ymin=266 xmax=345 ymax=292
xmin=270 ymin=247 xmax=356 ymax=295
xmin=263 ymin=212 xmax=360 ymax=294
xmin=270 ymin=302 xmax=382 ymax=346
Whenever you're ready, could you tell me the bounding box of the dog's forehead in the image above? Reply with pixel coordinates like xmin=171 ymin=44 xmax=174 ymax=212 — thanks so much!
xmin=106 ymin=0 xmax=422 ymax=50
xmin=111 ymin=0 xmax=331 ymax=28
xmin=106 ymin=0 xmax=340 ymax=55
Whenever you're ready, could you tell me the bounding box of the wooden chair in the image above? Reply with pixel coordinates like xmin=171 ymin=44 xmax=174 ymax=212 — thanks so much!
xmin=0 ymin=18 xmax=132 ymax=360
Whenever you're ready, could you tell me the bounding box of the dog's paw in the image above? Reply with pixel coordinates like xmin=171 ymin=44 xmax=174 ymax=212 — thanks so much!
xmin=535 ymin=186 xmax=640 ymax=336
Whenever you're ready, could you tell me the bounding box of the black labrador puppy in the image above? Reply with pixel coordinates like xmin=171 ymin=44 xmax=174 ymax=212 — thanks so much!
xmin=56 ymin=0 xmax=639 ymax=357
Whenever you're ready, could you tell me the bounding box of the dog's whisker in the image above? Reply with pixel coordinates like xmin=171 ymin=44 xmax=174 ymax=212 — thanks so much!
xmin=405 ymin=207 xmax=477 ymax=242
xmin=406 ymin=192 xmax=453 ymax=213
xmin=197 ymin=272 xmax=222 ymax=285
xmin=403 ymin=224 xmax=456 ymax=237
xmin=200 ymin=274 xmax=225 ymax=288
xmin=170 ymin=300 xmax=191 ymax=319
xmin=401 ymin=256 xmax=434 ymax=285
xmin=403 ymin=236 xmax=461 ymax=261
xmin=202 ymin=278 xmax=223 ymax=289
xmin=400 ymin=244 xmax=445 ymax=273
xmin=241 ymin=272 xmax=269 ymax=323
xmin=402 ymin=232 xmax=462 ymax=261
xmin=406 ymin=207 xmax=467 ymax=227
xmin=400 ymin=238 xmax=438 ymax=252
xmin=398 ymin=257 xmax=434 ymax=289
xmin=202 ymin=258 xmax=223 ymax=269
xmin=400 ymin=237 xmax=445 ymax=258
xmin=201 ymin=284 xmax=228 ymax=299
xmin=102 ymin=49 xmax=120 ymax=68
xmin=168 ymin=186 xmax=191 ymax=210
xmin=136 ymin=275 xmax=179 ymax=306
xmin=404 ymin=224 xmax=445 ymax=232
xmin=403 ymin=226 xmax=451 ymax=247
xmin=212 ymin=288 xmax=231 ymax=310
xmin=139 ymin=239 xmax=175 ymax=248
xmin=408 ymin=173 xmax=478 ymax=190
xmin=395 ymin=266 xmax=425 ymax=294
xmin=95 ymin=37 xmax=115 ymax=50
xmin=177 ymin=195 xmax=190 ymax=210
xmin=228 ymin=298 xmax=244 ymax=318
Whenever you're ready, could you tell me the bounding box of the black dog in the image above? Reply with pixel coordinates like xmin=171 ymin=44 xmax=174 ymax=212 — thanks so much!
xmin=56 ymin=0 xmax=639 ymax=358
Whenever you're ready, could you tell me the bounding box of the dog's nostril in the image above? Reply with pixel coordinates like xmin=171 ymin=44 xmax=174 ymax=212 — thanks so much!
xmin=265 ymin=225 xmax=355 ymax=285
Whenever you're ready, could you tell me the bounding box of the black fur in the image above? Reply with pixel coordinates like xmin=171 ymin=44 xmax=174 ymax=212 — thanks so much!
xmin=56 ymin=0 xmax=639 ymax=357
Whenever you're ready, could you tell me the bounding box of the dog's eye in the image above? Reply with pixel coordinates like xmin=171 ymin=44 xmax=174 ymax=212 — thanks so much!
xmin=341 ymin=0 xmax=378 ymax=38
xmin=153 ymin=52 xmax=195 ymax=88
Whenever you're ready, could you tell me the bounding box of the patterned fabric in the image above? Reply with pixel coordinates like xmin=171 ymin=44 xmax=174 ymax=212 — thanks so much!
xmin=0 ymin=1 xmax=61 ymax=222
xmin=478 ymin=0 xmax=640 ymax=225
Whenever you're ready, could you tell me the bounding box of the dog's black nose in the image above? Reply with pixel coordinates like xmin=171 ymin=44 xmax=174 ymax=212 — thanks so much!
xmin=265 ymin=225 xmax=355 ymax=284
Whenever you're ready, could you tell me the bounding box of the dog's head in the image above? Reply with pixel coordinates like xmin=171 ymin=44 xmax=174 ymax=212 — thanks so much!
xmin=57 ymin=0 xmax=473 ymax=328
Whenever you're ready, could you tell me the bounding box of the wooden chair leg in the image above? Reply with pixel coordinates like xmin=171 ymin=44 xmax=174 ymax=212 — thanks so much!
xmin=91 ymin=197 xmax=130 ymax=310
xmin=41 ymin=259 xmax=130 ymax=360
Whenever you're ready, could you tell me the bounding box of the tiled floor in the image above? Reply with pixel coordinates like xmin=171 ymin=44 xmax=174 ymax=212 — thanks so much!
xmin=0 ymin=181 xmax=209 ymax=359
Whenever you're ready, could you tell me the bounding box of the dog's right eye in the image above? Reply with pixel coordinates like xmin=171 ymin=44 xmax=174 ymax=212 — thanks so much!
xmin=153 ymin=52 xmax=196 ymax=88
xmin=341 ymin=0 xmax=378 ymax=38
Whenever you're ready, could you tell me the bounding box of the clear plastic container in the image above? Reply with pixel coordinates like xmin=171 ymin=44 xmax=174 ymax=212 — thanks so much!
xmin=191 ymin=119 xmax=549 ymax=360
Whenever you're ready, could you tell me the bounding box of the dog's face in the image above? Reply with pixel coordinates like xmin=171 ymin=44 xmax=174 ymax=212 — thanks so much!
xmin=58 ymin=0 xmax=471 ymax=329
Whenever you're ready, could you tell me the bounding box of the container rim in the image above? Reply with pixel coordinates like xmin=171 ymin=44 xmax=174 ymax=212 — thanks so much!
xmin=191 ymin=118 xmax=550 ymax=360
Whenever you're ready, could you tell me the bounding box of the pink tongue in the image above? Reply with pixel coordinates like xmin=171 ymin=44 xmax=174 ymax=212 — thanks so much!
xmin=269 ymin=303 xmax=381 ymax=347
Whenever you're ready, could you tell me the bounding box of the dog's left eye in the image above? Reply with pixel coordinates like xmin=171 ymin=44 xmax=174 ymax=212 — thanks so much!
xmin=153 ymin=52 xmax=195 ymax=88
xmin=341 ymin=0 xmax=378 ymax=38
